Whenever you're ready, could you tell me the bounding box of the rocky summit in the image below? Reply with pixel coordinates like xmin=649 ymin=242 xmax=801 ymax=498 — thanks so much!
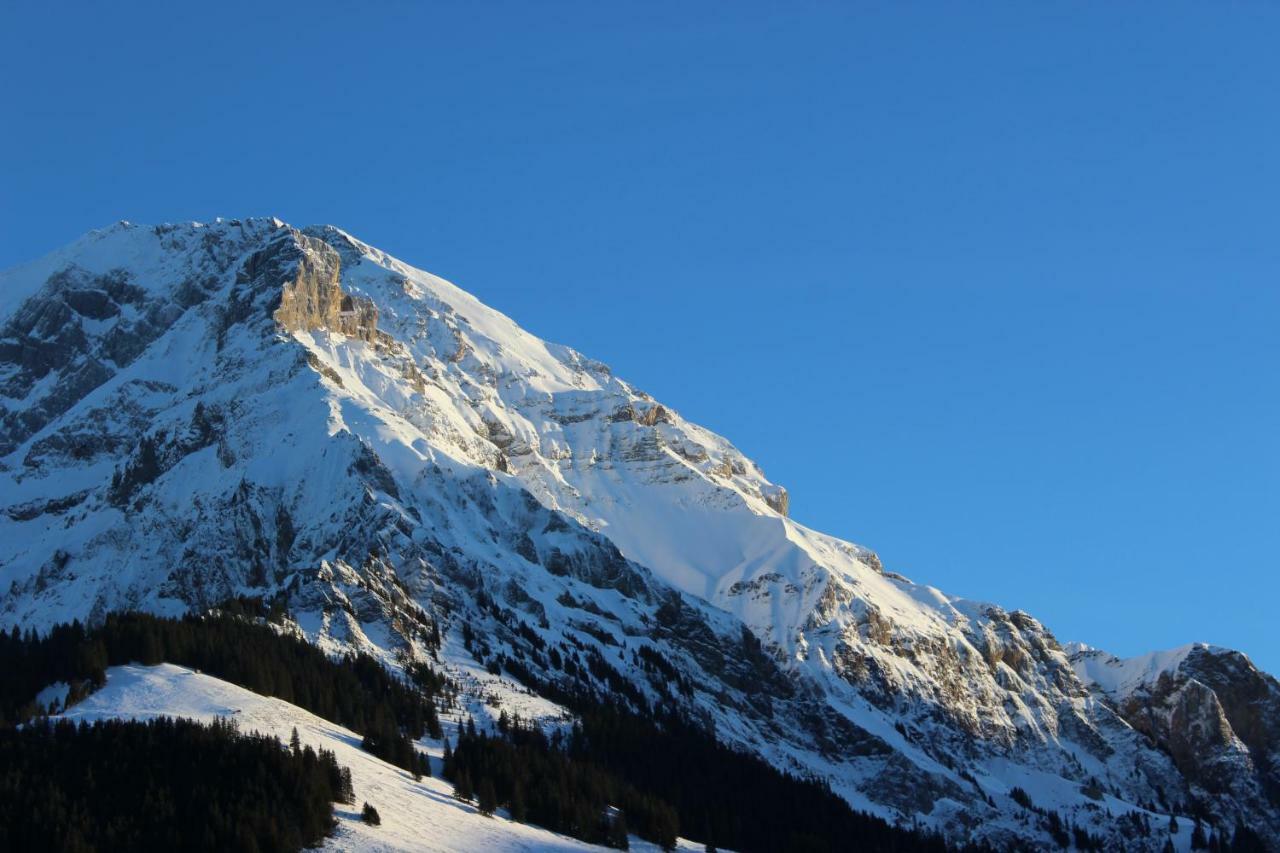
xmin=2 ymin=218 xmax=1276 ymax=849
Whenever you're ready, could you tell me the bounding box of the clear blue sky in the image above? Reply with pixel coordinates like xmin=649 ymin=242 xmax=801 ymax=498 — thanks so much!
xmin=3 ymin=3 xmax=1277 ymax=671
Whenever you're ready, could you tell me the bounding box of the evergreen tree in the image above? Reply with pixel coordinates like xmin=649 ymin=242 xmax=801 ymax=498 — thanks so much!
xmin=290 ymin=727 xmax=302 ymax=753
xmin=0 ymin=716 xmax=350 ymax=853
xmin=1191 ymin=817 xmax=1208 ymax=850
xmin=361 ymin=802 xmax=381 ymax=825
xmin=339 ymin=767 xmax=355 ymax=804
xmin=510 ymin=780 xmax=528 ymax=823
xmin=607 ymin=811 xmax=630 ymax=850
xmin=454 ymin=767 xmax=474 ymax=802
xmin=477 ymin=778 xmax=497 ymax=817
xmin=1228 ymin=825 xmax=1267 ymax=852
xmin=649 ymin=803 xmax=678 ymax=852
xmin=442 ymin=736 xmax=454 ymax=776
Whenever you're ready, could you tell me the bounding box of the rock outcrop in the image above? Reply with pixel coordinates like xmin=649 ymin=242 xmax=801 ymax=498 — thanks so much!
xmin=272 ymin=235 xmax=380 ymax=343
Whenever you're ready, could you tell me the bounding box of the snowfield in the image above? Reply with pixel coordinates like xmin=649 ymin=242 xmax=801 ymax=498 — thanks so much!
xmin=53 ymin=663 xmax=706 ymax=853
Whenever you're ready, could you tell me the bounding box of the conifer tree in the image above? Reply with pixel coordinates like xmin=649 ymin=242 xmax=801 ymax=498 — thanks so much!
xmin=453 ymin=767 xmax=474 ymax=802
xmin=607 ymin=811 xmax=630 ymax=850
xmin=510 ymin=780 xmax=528 ymax=823
xmin=1192 ymin=817 xmax=1208 ymax=850
xmin=442 ymin=737 xmax=454 ymax=777
xmin=649 ymin=804 xmax=678 ymax=852
xmin=1228 ymin=825 xmax=1267 ymax=852
xmin=477 ymin=778 xmax=497 ymax=816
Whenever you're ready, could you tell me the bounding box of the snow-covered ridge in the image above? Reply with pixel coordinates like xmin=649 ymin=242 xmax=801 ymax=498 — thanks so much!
xmin=3 ymin=218 xmax=1277 ymax=849
xmin=1069 ymin=643 xmax=1229 ymax=699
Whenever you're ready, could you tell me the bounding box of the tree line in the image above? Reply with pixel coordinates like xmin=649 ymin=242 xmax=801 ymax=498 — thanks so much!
xmin=0 ymin=606 xmax=440 ymax=775
xmin=447 ymin=715 xmax=679 ymax=849
xmin=12 ymin=604 xmax=1267 ymax=851
xmin=0 ymin=715 xmax=350 ymax=853
xmin=445 ymin=677 xmax=981 ymax=852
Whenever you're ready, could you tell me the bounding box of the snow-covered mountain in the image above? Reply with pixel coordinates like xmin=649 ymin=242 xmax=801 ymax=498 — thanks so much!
xmin=2 ymin=218 xmax=1275 ymax=849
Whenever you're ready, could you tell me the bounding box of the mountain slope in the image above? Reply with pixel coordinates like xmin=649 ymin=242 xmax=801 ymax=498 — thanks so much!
xmin=1 ymin=218 xmax=1274 ymax=849
xmin=55 ymin=663 xmax=703 ymax=853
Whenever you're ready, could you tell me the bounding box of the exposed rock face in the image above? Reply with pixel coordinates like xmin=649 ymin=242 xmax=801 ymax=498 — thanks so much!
xmin=271 ymin=235 xmax=380 ymax=343
xmin=762 ymin=485 xmax=789 ymax=516
xmin=0 ymin=218 xmax=1275 ymax=850
xmin=0 ymin=220 xmax=276 ymax=458
xmin=0 ymin=268 xmax=169 ymax=456
xmin=1074 ymin=644 xmax=1280 ymax=841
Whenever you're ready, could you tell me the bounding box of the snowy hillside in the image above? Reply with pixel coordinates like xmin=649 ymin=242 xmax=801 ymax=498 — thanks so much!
xmin=2 ymin=218 xmax=1276 ymax=848
xmin=53 ymin=663 xmax=704 ymax=853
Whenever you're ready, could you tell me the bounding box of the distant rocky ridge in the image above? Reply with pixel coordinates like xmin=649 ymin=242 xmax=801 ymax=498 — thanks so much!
xmin=1073 ymin=643 xmax=1280 ymax=839
xmin=1 ymin=218 xmax=1274 ymax=849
